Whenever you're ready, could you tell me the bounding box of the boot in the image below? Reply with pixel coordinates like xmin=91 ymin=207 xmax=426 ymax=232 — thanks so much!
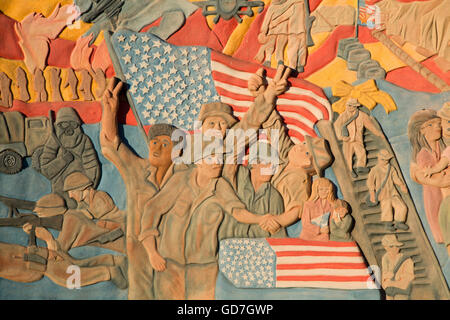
xmin=109 ymin=265 xmax=128 ymax=289
xmin=394 ymin=222 xmax=409 ymax=231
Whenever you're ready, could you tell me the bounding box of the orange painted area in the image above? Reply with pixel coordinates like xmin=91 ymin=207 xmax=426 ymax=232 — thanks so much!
xmin=305 ymin=57 xmax=357 ymax=88
xmin=223 ymin=0 xmax=272 ymax=56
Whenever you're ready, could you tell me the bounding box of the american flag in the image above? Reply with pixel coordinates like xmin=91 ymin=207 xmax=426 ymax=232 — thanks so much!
xmin=219 ymin=238 xmax=377 ymax=290
xmin=110 ymin=30 xmax=331 ymax=143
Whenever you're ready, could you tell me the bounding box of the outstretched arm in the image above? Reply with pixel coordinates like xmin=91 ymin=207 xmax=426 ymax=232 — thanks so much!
xmin=100 ymin=79 xmax=123 ymax=147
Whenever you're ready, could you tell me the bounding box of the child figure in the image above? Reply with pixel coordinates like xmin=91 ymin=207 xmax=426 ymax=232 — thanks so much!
xmin=299 ymin=178 xmax=335 ymax=241
xmin=329 ymin=199 xmax=354 ymax=242
xmin=421 ymin=146 xmax=450 ymax=178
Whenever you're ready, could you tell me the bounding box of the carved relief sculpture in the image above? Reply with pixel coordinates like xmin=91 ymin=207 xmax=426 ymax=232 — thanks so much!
xmin=0 ymin=0 xmax=449 ymax=302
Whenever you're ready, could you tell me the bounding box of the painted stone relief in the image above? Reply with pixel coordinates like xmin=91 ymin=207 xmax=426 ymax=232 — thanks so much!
xmin=0 ymin=0 xmax=448 ymax=301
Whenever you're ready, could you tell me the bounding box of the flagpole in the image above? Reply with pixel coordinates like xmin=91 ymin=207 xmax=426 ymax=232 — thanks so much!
xmin=103 ymin=30 xmax=149 ymax=143
xmin=355 ymin=0 xmax=360 ymax=39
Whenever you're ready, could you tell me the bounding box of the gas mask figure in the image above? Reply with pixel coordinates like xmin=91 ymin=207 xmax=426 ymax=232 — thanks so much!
xmin=39 ymin=107 xmax=101 ymax=207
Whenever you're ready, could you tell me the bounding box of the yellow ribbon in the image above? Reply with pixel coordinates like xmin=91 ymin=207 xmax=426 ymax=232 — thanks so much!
xmin=331 ymin=79 xmax=397 ymax=114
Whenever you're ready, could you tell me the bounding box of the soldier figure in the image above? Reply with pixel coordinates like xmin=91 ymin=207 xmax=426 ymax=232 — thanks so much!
xmin=381 ymin=234 xmax=415 ymax=300
xmin=334 ymin=97 xmax=384 ymax=178
xmin=40 ymin=107 xmax=101 ymax=206
xmin=367 ymin=149 xmax=409 ymax=231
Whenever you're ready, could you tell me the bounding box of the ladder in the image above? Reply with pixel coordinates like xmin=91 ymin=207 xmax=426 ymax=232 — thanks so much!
xmin=317 ymin=116 xmax=450 ymax=300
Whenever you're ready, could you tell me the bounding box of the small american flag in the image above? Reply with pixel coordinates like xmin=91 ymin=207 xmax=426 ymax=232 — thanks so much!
xmin=110 ymin=30 xmax=331 ymax=143
xmin=219 ymin=238 xmax=377 ymax=290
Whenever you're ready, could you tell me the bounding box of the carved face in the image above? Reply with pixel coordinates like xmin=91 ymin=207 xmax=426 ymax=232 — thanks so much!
xmin=68 ymin=189 xmax=85 ymax=202
xmin=250 ymin=162 xmax=275 ymax=183
xmin=385 ymin=245 xmax=400 ymax=256
xmin=56 ymin=121 xmax=83 ymax=148
xmin=202 ymin=116 xmax=229 ymax=138
xmin=318 ymin=184 xmax=331 ymax=200
xmin=148 ymin=135 xmax=173 ymax=168
xmin=288 ymin=142 xmax=312 ymax=169
xmin=420 ymin=118 xmax=442 ymax=143
xmin=196 ymin=154 xmax=224 ymax=178
xmin=441 ymin=118 xmax=450 ymax=139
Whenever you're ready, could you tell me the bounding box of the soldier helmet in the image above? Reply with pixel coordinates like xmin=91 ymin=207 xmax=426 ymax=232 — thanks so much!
xmin=305 ymin=136 xmax=333 ymax=177
xmin=34 ymin=193 xmax=67 ymax=217
xmin=55 ymin=107 xmax=81 ymax=124
xmin=63 ymin=172 xmax=93 ymax=192
xmin=199 ymin=102 xmax=238 ymax=128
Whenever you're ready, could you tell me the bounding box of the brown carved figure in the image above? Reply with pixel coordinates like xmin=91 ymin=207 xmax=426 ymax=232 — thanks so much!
xmin=0 ymin=72 xmax=13 ymax=108
xmin=255 ymin=0 xmax=307 ymax=72
xmin=381 ymin=234 xmax=415 ymax=300
xmin=408 ymin=109 xmax=447 ymax=243
xmin=39 ymin=107 xmax=101 ymax=206
xmin=139 ymin=139 xmax=283 ymax=300
xmin=33 ymin=69 xmax=48 ymax=102
xmin=93 ymin=68 xmax=107 ymax=99
xmin=193 ymin=66 xmax=289 ymax=236
xmin=31 ymin=191 xmax=124 ymax=253
xmin=100 ymin=80 xmax=186 ymax=300
xmin=367 ymin=149 xmax=409 ymax=231
xmin=63 ymin=68 xmax=79 ymax=101
xmin=329 ymin=199 xmax=353 ymax=242
xmin=259 ymin=108 xmax=333 ymax=230
xmin=0 ymin=242 xmax=127 ymax=289
xmin=50 ymin=68 xmax=63 ymax=102
xmin=299 ymin=177 xmax=335 ymax=241
xmin=79 ymin=69 xmax=94 ymax=101
xmin=437 ymin=102 xmax=450 ymax=146
xmin=15 ymin=67 xmax=30 ymax=102
xmin=334 ymin=97 xmax=384 ymax=178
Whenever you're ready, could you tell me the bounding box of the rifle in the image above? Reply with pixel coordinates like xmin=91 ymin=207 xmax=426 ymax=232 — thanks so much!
xmin=0 ymin=195 xmax=36 ymax=217
xmin=0 ymin=213 xmax=64 ymax=246
xmin=0 ymin=194 xmax=63 ymax=246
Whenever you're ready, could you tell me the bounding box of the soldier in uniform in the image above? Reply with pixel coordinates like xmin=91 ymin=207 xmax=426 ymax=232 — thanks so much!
xmin=367 ymin=149 xmax=409 ymax=231
xmin=40 ymin=107 xmax=101 ymax=206
xmin=334 ymin=97 xmax=384 ymax=178
xmin=100 ymin=80 xmax=186 ymax=299
xmin=139 ymin=139 xmax=280 ymax=300
xmin=30 ymin=192 xmax=125 ymax=253
xmin=381 ymin=234 xmax=415 ymax=300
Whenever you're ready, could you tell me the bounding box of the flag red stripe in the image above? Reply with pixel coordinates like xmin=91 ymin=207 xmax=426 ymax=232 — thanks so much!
xmin=267 ymin=238 xmax=359 ymax=247
xmin=282 ymin=118 xmax=317 ymax=137
xmin=276 ymin=275 xmax=370 ymax=282
xmin=215 ymin=87 xmax=255 ymax=102
xmin=276 ymin=263 xmax=368 ymax=270
xmin=278 ymin=94 xmax=331 ymax=120
xmin=211 ymin=50 xmax=329 ymax=100
xmin=288 ymin=129 xmax=307 ymax=141
xmin=212 ymin=71 xmax=249 ymax=88
xmin=275 ymin=251 xmax=363 ymax=257
xmin=277 ymin=105 xmax=320 ymax=124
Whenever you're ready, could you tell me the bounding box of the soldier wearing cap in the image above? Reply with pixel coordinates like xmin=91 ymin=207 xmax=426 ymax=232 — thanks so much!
xmin=197 ymin=66 xmax=289 ymax=187
xmin=381 ymin=234 xmax=415 ymax=300
xmin=334 ymin=97 xmax=384 ymax=178
xmin=367 ymin=149 xmax=409 ymax=231
xmin=40 ymin=107 xmax=101 ymax=206
xmin=437 ymin=101 xmax=450 ymax=146
xmin=263 ymin=131 xmax=333 ymax=230
xmin=221 ymin=140 xmax=287 ymax=238
xmin=139 ymin=138 xmax=281 ymax=299
xmin=101 ymin=80 xmax=188 ymax=299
